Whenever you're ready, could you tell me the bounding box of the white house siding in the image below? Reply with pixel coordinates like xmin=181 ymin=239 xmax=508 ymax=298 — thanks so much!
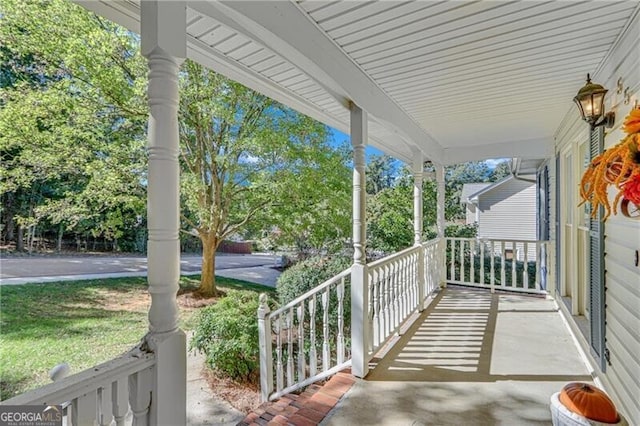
xmin=476 ymin=179 xmax=538 ymax=262
xmin=551 ymin=9 xmax=640 ymax=424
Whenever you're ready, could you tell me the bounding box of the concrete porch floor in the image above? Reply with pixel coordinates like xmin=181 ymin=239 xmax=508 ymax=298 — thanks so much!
xmin=322 ymin=287 xmax=593 ymax=426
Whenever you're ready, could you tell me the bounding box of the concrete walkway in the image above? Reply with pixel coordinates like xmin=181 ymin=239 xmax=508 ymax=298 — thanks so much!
xmin=323 ymin=287 xmax=593 ymax=426
xmin=186 ymin=344 xmax=244 ymax=425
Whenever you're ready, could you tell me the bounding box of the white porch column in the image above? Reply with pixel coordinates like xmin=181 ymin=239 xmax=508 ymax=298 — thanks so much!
xmin=350 ymin=103 xmax=369 ymax=378
xmin=413 ymin=152 xmax=425 ymax=309
xmin=141 ymin=2 xmax=186 ymax=425
xmin=413 ymin=151 xmax=424 ymax=245
xmin=435 ymin=163 xmax=446 ymax=287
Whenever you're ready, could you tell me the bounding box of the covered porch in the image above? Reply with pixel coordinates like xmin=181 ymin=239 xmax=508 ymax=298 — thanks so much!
xmin=3 ymin=0 xmax=638 ymax=425
xmin=324 ymin=286 xmax=591 ymax=425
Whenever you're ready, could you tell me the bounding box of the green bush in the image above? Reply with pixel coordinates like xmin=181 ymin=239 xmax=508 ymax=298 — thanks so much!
xmin=277 ymin=256 xmax=352 ymax=358
xmin=444 ymin=223 xmax=478 ymax=238
xmin=276 ymin=256 xmax=352 ymax=305
xmin=190 ymin=290 xmax=265 ymax=383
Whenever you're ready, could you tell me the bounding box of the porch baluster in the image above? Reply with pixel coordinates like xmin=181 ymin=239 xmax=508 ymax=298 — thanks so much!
xmin=501 ymin=241 xmax=506 ymax=287
xmin=297 ymin=303 xmax=305 ymax=382
xmin=378 ymin=264 xmax=395 ymax=343
xmin=535 ymin=242 xmax=541 ymax=290
xmin=523 ymin=242 xmax=529 ymax=289
xmin=258 ymin=294 xmax=273 ymax=402
xmin=393 ymin=260 xmax=400 ymax=330
xmin=336 ymin=278 xmax=345 ymax=364
xmin=275 ymin=317 xmax=283 ymax=391
xmin=449 ymin=239 xmax=455 ymax=281
xmin=511 ymin=242 xmax=517 ymax=288
xmin=322 ymin=288 xmax=330 ymax=372
xmin=129 ymin=368 xmax=152 ymax=426
xmin=308 ymin=296 xmax=317 ymax=377
xmin=98 ymin=384 xmax=113 ymax=426
xmin=286 ymin=310 xmax=294 ymax=387
xmin=470 ymin=239 xmax=476 ymax=285
xmin=490 ymin=241 xmax=496 ymax=293
xmin=72 ymin=390 xmax=97 ymax=426
xmin=112 ymin=378 xmax=128 ymax=426
xmin=460 ymin=240 xmax=465 ymax=283
xmin=367 ymin=279 xmax=374 ymax=354
xmin=376 ymin=269 xmax=385 ymax=345
xmin=480 ymin=241 xmax=485 ymax=286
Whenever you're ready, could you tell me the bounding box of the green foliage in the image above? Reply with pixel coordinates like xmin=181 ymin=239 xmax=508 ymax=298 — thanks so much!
xmin=490 ymin=161 xmax=512 ymax=181
xmin=366 ymin=155 xmax=398 ymax=195
xmin=276 ymin=256 xmax=352 ymax=356
xmin=276 ymin=256 xmax=352 ymax=305
xmin=0 ymin=0 xmax=147 ymax=250
xmin=444 ymin=224 xmax=478 ymax=238
xmin=190 ymin=290 xmax=265 ymax=383
xmin=367 ymin=185 xmax=413 ymax=253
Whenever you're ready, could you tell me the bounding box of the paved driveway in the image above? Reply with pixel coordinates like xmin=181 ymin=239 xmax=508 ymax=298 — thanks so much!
xmin=0 ymin=253 xmax=281 ymax=287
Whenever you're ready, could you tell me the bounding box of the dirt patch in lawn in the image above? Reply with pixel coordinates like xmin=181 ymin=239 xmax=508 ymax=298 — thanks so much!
xmin=177 ymin=290 xmax=220 ymax=309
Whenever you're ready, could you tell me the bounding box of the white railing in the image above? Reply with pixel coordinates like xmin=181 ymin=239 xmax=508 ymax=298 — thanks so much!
xmin=1 ymin=350 xmax=156 ymax=426
xmin=445 ymin=238 xmax=550 ymax=294
xmin=366 ymin=238 xmax=442 ymax=357
xmin=423 ymin=238 xmax=442 ymax=297
xmin=258 ymin=268 xmax=352 ymax=402
xmin=366 ymin=245 xmax=420 ymax=355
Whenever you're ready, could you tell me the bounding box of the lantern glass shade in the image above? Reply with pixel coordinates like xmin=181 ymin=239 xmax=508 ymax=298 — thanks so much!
xmin=574 ymin=75 xmax=608 ymax=126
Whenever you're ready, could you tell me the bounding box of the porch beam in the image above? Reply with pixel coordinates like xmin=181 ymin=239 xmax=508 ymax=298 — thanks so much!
xmin=141 ymin=1 xmax=186 ymax=424
xmin=350 ymin=103 xmax=369 ymax=379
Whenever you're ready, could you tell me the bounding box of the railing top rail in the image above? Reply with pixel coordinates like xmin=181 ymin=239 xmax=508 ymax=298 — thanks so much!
xmin=268 ymin=267 xmax=352 ymax=318
xmin=367 ymin=245 xmax=420 ymax=269
xmin=2 ymin=350 xmax=156 ymax=406
xmin=445 ymin=237 xmax=549 ymax=244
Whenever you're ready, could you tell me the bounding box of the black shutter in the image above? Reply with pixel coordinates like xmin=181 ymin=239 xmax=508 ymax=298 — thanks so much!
xmin=555 ymin=155 xmax=561 ymax=296
xmin=537 ymin=165 xmax=550 ymax=290
xmin=589 ymin=126 xmax=607 ymax=371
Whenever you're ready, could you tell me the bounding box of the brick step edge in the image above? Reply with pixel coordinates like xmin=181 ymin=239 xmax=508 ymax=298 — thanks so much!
xmin=237 ymin=369 xmax=355 ymax=426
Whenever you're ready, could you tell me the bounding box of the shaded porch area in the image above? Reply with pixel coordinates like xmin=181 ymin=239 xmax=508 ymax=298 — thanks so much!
xmin=323 ymin=287 xmax=592 ymax=426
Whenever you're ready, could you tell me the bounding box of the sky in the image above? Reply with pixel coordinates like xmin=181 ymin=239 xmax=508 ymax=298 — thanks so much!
xmin=327 ymin=127 xmax=506 ymax=168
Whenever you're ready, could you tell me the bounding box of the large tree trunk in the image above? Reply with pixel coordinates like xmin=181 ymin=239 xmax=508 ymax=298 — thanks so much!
xmin=198 ymin=234 xmax=218 ymax=297
xmin=56 ymin=223 xmax=64 ymax=252
xmin=16 ymin=226 xmax=24 ymax=251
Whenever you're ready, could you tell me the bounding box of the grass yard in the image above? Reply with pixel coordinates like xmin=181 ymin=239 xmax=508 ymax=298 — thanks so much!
xmin=0 ymin=275 xmax=273 ymax=400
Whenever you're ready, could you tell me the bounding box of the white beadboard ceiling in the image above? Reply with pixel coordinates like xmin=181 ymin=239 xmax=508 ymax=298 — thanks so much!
xmin=76 ymin=0 xmax=640 ymax=165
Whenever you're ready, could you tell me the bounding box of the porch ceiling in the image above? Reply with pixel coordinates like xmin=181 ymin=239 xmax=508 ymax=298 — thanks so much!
xmin=77 ymin=0 xmax=640 ymax=165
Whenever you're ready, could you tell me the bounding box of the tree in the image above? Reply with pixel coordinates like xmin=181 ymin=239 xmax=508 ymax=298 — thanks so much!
xmin=0 ymin=0 xmax=147 ymax=251
xmin=491 ymin=160 xmax=512 ymax=181
xmin=366 ymin=155 xmax=397 ymax=195
xmin=255 ymin=142 xmax=352 ymax=258
xmin=178 ymin=61 xmax=350 ymax=296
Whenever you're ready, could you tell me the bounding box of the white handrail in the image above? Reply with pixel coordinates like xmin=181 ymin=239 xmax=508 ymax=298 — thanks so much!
xmin=259 ymin=267 xmax=352 ymax=402
xmin=2 ymin=350 xmax=156 ymax=426
xmin=444 ymin=237 xmax=549 ymax=294
xmin=268 ymin=268 xmax=352 ymax=318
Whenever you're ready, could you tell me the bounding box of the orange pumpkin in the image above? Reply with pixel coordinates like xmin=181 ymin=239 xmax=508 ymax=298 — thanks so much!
xmin=559 ymin=382 xmax=619 ymax=423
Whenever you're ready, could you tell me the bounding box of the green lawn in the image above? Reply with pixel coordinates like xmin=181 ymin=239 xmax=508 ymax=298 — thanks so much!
xmin=0 ymin=275 xmax=273 ymax=400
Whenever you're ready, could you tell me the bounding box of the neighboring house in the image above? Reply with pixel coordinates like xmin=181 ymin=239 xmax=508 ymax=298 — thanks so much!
xmin=461 ymin=177 xmax=537 ymax=259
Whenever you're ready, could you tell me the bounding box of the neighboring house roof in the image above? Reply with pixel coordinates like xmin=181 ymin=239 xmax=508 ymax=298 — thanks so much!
xmin=466 ymin=176 xmax=518 ymax=202
xmin=460 ymin=182 xmax=492 ymax=204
